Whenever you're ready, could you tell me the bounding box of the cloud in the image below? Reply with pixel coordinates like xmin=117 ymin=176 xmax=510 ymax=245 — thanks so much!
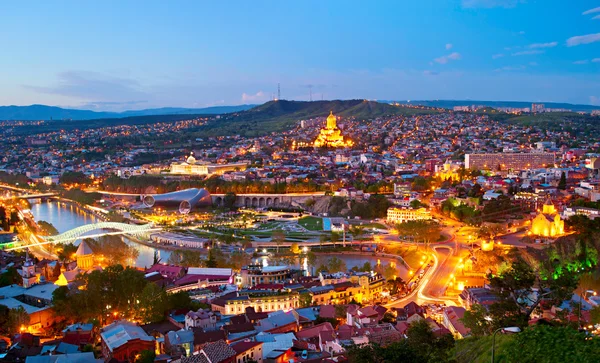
xmin=593 ymin=58 xmax=600 ymax=63
xmin=462 ymin=0 xmax=524 ymax=8
xmin=492 ymin=53 xmax=505 ymax=59
xmin=434 ymin=52 xmax=462 ymax=64
xmin=512 ymin=50 xmax=544 ymax=56
xmin=494 ymin=65 xmax=526 ymax=72
xmin=241 ymin=91 xmax=269 ymax=102
xmin=528 ymin=42 xmax=557 ymax=49
xmin=423 ymin=70 xmax=440 ymax=76
xmin=594 ymin=15 xmax=600 ymax=20
xmin=567 ymin=33 xmax=600 ymax=46
xmin=529 ymin=62 xmax=538 ymax=66
xmin=23 ymin=71 xmax=148 ymax=110
xmin=583 ymin=7 xmax=600 ymax=15
xmin=446 ymin=43 xmax=453 ymax=50
xmin=573 ymin=60 xmax=589 ymax=65
xmin=591 ymin=96 xmax=600 ymax=106
xmin=75 ymin=100 xmax=148 ymax=110
xmin=518 ymin=30 xmax=525 ymax=35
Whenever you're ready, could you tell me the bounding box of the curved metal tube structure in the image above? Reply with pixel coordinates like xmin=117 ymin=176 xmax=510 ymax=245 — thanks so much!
xmin=143 ymin=188 xmax=212 ymax=214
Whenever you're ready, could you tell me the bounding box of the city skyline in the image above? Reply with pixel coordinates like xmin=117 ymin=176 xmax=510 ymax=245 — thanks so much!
xmin=2 ymin=0 xmax=600 ymax=111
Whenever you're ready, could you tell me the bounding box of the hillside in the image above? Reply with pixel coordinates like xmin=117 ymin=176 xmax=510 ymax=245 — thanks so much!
xmin=202 ymin=99 xmax=439 ymax=137
xmin=0 ymin=104 xmax=255 ymax=121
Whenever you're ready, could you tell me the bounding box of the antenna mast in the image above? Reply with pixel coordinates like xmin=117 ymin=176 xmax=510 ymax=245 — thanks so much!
xmin=277 ymin=83 xmax=281 ymax=100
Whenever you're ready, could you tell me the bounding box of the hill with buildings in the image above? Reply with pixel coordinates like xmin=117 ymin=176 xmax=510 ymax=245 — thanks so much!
xmin=204 ymin=99 xmax=439 ymax=137
xmin=392 ymin=100 xmax=600 ymax=112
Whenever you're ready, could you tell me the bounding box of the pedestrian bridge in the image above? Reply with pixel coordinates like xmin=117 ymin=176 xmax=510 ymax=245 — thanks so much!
xmin=44 ymin=222 xmax=161 ymax=244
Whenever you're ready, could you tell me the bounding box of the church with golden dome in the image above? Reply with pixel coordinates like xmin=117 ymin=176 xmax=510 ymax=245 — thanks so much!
xmin=313 ymin=111 xmax=353 ymax=148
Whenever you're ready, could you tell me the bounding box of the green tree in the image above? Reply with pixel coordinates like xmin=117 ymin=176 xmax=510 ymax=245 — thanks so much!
xmin=327 ymin=257 xmax=347 ymax=273
xmin=0 ymin=267 xmax=23 ymax=287
xmin=505 ymin=325 xmax=600 ymax=363
xmin=460 ymin=303 xmax=492 ymax=336
xmin=136 ymin=282 xmax=169 ymax=323
xmin=558 ymin=171 xmax=567 ymax=190
xmin=299 ymin=292 xmax=313 ymax=308
xmin=406 ymin=319 xmax=455 ymax=363
xmin=135 ymin=350 xmax=156 ymax=363
xmin=272 ymin=230 xmax=285 ymax=253
xmin=56 ymin=243 xmax=79 ymax=263
xmin=7 ymin=306 xmax=30 ymax=335
xmin=223 ymin=192 xmax=237 ymax=210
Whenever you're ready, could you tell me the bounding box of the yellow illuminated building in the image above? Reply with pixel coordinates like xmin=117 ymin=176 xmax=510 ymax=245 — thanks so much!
xmin=531 ymin=199 xmax=564 ymax=237
xmin=313 ymin=111 xmax=353 ymax=148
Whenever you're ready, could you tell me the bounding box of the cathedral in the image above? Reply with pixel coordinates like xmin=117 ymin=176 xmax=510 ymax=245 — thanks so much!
xmin=313 ymin=111 xmax=353 ymax=148
xmin=530 ymin=199 xmax=564 ymax=238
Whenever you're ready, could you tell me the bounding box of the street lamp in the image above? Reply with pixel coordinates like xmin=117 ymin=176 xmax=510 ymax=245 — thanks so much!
xmin=492 ymin=327 xmax=521 ymax=363
xmin=579 ymin=290 xmax=597 ymax=327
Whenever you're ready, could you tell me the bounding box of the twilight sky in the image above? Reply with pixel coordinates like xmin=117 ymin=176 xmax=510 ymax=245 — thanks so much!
xmin=1 ymin=0 xmax=600 ymax=111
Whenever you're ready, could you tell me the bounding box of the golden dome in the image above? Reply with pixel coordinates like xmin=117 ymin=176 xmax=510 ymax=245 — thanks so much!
xmin=326 ymin=111 xmax=337 ymax=129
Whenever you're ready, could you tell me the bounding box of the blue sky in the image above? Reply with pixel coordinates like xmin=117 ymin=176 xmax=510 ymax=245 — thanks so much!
xmin=1 ymin=0 xmax=600 ymax=111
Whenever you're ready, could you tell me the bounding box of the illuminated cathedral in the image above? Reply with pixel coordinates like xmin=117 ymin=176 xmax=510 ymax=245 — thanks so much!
xmin=530 ymin=198 xmax=564 ymax=237
xmin=313 ymin=111 xmax=353 ymax=148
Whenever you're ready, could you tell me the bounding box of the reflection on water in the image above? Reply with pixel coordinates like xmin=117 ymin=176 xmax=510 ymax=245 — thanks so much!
xmin=30 ymin=201 xmax=171 ymax=268
xmin=30 ymin=201 xmax=97 ymax=233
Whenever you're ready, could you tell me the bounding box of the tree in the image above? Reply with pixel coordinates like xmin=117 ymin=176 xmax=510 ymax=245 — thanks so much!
xmin=0 ymin=267 xmax=23 ymax=287
xmin=135 ymin=350 xmax=156 ymax=363
xmin=7 ymin=306 xmax=30 ymax=335
xmin=406 ymin=319 xmax=455 ymax=363
xmin=136 ymin=282 xmax=169 ymax=324
xmin=37 ymin=220 xmax=59 ymax=236
xmin=558 ymin=171 xmax=567 ymax=190
xmin=487 ymin=259 xmax=579 ymax=329
xmin=330 ymin=232 xmax=340 ymax=248
xmin=327 ymin=257 xmax=347 ymax=273
xmin=272 ymin=230 xmax=285 ymax=253
xmin=152 ymin=250 xmax=161 ymax=265
xmin=460 ymin=303 xmax=492 ymax=336
xmin=505 ymin=325 xmax=600 ymax=363
xmin=223 ymin=192 xmax=237 ymax=210
xmin=56 ymin=243 xmax=79 ymax=263
xmin=299 ymin=292 xmax=313 ymax=308
xmin=206 ymin=248 xmax=218 ymax=268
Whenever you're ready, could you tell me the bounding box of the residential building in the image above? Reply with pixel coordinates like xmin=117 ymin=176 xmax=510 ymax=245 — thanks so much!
xmin=100 ymin=321 xmax=155 ymax=362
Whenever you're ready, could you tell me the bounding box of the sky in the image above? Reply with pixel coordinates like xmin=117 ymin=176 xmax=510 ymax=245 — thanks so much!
xmin=1 ymin=0 xmax=600 ymax=111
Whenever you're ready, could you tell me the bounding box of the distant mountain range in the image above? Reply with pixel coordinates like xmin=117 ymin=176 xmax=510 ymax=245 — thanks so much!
xmin=0 ymin=104 xmax=256 ymax=120
xmin=389 ymin=100 xmax=600 ymax=112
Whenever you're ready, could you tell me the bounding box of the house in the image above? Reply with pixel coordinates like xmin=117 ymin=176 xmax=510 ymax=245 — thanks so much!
xmin=442 ymin=307 xmax=470 ymax=339
xmin=181 ymin=339 xmax=236 ymax=363
xmin=24 ymin=352 xmax=99 ymax=363
xmin=62 ymin=323 xmax=94 ymax=347
xmin=166 ymin=329 xmax=195 ymax=358
xmin=100 ymin=321 xmax=155 ymax=362
xmin=185 ymin=309 xmax=217 ymax=331
xmin=255 ymin=311 xmax=299 ymax=334
xmin=145 ymin=263 xmax=186 ymax=282
xmin=231 ymin=341 xmax=264 ymax=363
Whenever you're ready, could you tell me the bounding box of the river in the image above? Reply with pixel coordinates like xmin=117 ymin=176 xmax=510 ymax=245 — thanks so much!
xmin=30 ymin=200 xmax=172 ymax=267
xmin=29 ymin=201 xmax=406 ymax=276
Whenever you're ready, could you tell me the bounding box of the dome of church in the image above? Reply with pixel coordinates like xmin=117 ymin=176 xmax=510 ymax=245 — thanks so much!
xmin=326 ymin=111 xmax=337 ymax=129
xmin=186 ymin=152 xmax=197 ymax=165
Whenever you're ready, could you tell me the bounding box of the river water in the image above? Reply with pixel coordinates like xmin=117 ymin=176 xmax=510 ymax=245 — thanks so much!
xmin=30 ymin=201 xmax=172 ymax=267
xmin=29 ymin=201 xmax=408 ymax=278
